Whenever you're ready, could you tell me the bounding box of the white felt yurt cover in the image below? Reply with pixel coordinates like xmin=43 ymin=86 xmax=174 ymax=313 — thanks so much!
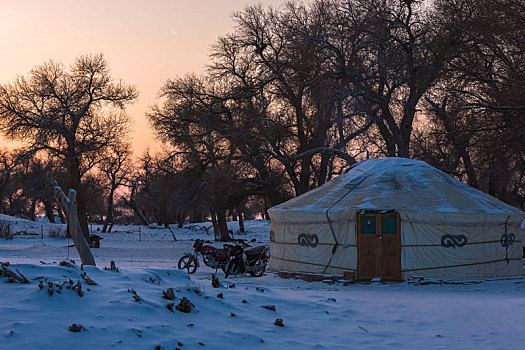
xmin=268 ymin=158 xmax=524 ymax=279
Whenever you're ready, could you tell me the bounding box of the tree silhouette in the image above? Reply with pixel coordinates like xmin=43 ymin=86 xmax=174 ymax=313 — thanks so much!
xmin=0 ymin=54 xmax=137 ymax=242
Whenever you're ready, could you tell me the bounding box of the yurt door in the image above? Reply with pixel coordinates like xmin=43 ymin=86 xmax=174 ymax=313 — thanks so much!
xmin=357 ymin=212 xmax=401 ymax=280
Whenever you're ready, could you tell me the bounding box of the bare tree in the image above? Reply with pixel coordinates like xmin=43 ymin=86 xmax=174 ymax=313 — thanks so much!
xmin=99 ymin=142 xmax=132 ymax=232
xmin=0 ymin=150 xmax=17 ymax=215
xmin=216 ymin=3 xmax=364 ymax=195
xmin=0 ymin=54 xmax=137 ymax=242
xmin=149 ymin=74 xmax=268 ymax=240
xmin=150 ymin=0 xmax=524 ymax=226
xmin=416 ymin=0 xmax=525 ymax=207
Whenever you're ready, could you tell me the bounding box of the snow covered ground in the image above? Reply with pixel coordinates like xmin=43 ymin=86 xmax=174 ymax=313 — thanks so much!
xmin=1 ymin=214 xmax=524 ymax=349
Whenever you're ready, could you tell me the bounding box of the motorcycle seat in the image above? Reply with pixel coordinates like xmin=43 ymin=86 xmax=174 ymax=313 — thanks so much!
xmin=245 ymin=246 xmax=266 ymax=259
xmin=215 ymin=249 xmax=228 ymax=256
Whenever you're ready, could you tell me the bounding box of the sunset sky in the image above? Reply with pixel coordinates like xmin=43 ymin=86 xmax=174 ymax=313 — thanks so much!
xmin=0 ymin=0 xmax=285 ymax=155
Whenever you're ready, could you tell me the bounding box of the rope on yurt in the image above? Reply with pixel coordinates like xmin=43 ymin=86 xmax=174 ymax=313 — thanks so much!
xmin=272 ymin=240 xmax=357 ymax=247
xmin=322 ymin=174 xmax=367 ymax=273
xmin=402 ymin=258 xmax=522 ymax=272
xmin=402 ymin=239 xmax=521 ymax=247
xmin=503 ymin=215 xmax=510 ymax=264
xmin=272 ymin=255 xmax=356 ymax=271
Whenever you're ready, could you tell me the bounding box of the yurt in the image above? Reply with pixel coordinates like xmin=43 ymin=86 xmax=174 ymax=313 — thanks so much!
xmin=268 ymin=158 xmax=524 ymax=280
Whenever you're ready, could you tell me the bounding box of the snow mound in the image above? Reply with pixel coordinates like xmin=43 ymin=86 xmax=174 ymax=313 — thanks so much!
xmin=1 ymin=262 xmax=269 ymax=349
xmin=1 ymin=261 xmax=525 ymax=349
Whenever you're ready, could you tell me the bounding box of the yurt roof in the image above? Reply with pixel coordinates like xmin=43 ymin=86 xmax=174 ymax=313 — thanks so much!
xmin=271 ymin=158 xmax=522 ymax=214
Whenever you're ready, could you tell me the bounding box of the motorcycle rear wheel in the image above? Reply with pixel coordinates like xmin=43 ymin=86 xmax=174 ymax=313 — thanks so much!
xmin=249 ymin=258 xmax=267 ymax=277
xmin=178 ymin=255 xmax=198 ymax=274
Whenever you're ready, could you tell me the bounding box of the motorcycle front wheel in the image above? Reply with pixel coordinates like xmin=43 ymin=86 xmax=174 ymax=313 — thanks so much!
xmin=178 ymin=255 xmax=198 ymax=274
xmin=224 ymin=260 xmax=235 ymax=278
xmin=249 ymin=258 xmax=267 ymax=277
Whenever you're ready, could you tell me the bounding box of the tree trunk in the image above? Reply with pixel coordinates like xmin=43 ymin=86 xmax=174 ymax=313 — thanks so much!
xmin=102 ymin=187 xmax=115 ymax=233
xmin=488 ymin=170 xmax=497 ymax=197
xmin=237 ymin=209 xmax=245 ymax=233
xmin=122 ymin=196 xmax=150 ymax=226
xmin=177 ymin=213 xmax=184 ymax=228
xmin=190 ymin=210 xmax=203 ymax=223
xmin=56 ymin=205 xmax=70 ymax=237
xmin=29 ymin=198 xmax=36 ymax=221
xmin=317 ymin=152 xmax=332 ymax=186
xmin=216 ymin=208 xmax=230 ymax=241
xmin=297 ymin=155 xmax=313 ymax=195
xmin=251 ymin=156 xmax=284 ymax=207
xmin=160 ymin=205 xmax=170 ymax=228
xmin=68 ymin=155 xmax=92 ymax=244
xmin=43 ymin=199 xmax=55 ymax=223
xmin=398 ymin=93 xmax=420 ymax=158
xmin=210 ymin=207 xmax=220 ymax=241
xmin=54 ymin=187 xmax=95 ymax=266
xmin=152 ymin=208 xmax=160 ymax=225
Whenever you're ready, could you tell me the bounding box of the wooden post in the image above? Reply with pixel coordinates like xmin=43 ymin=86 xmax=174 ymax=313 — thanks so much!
xmin=139 ymin=226 xmax=141 ymax=242
xmin=53 ymin=186 xmax=96 ymax=266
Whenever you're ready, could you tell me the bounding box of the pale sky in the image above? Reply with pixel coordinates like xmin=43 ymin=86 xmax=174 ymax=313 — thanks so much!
xmin=0 ymin=0 xmax=285 ymax=155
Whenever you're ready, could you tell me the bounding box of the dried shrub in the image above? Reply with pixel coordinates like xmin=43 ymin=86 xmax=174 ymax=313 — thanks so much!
xmin=175 ymin=297 xmax=194 ymax=313
xmin=162 ymin=288 xmax=176 ymax=300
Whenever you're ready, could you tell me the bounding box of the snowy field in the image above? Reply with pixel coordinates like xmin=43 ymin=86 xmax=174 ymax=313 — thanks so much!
xmin=1 ymin=214 xmax=524 ymax=349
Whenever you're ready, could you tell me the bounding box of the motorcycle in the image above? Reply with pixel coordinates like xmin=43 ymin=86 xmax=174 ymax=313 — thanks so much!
xmin=223 ymin=238 xmax=270 ymax=278
xmin=178 ymin=239 xmax=229 ymax=274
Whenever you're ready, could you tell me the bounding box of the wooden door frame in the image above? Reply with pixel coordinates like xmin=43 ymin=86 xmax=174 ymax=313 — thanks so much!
xmin=356 ymin=211 xmax=401 ymax=281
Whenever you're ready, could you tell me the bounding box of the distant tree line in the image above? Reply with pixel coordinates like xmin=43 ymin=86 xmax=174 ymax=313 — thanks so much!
xmin=1 ymin=0 xmax=524 ymax=241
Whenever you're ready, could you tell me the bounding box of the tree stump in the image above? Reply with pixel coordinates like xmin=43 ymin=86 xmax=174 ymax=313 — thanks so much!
xmin=54 ymin=187 xmax=96 ymax=266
